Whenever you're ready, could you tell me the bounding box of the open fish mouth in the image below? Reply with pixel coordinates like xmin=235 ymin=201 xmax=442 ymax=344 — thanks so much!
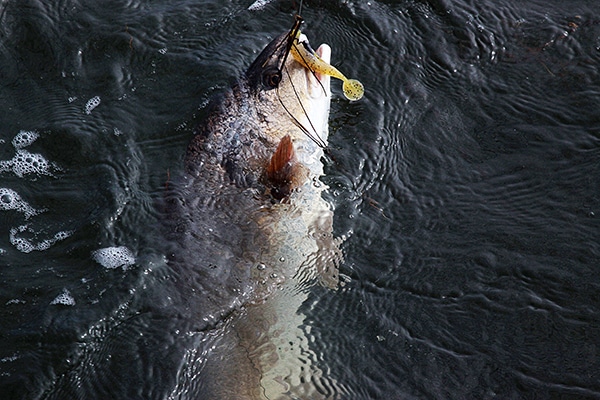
xmin=293 ymin=34 xmax=331 ymax=152
xmin=300 ymin=35 xmax=332 ymax=100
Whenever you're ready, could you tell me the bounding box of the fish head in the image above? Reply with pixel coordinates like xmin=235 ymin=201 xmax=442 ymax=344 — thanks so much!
xmin=186 ymin=30 xmax=332 ymax=192
xmin=244 ymin=31 xmax=332 ymax=152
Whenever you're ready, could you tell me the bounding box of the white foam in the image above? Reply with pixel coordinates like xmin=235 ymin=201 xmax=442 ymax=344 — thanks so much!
xmin=11 ymin=130 xmax=39 ymax=149
xmin=92 ymin=246 xmax=136 ymax=270
xmin=9 ymin=226 xmax=34 ymax=253
xmin=50 ymin=288 xmax=76 ymax=306
xmin=0 ymin=187 xmax=40 ymax=219
xmin=85 ymin=96 xmax=101 ymax=114
xmin=0 ymin=150 xmax=53 ymax=177
xmin=0 ymin=354 xmax=19 ymax=362
xmin=1 ymin=131 xmax=52 ymax=177
xmin=53 ymin=231 xmax=72 ymax=241
xmin=0 ymin=159 xmax=10 ymax=173
xmin=248 ymin=0 xmax=272 ymax=10
xmin=9 ymin=225 xmax=73 ymax=253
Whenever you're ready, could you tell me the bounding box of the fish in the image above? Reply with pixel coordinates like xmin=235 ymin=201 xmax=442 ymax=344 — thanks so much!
xmin=290 ymin=29 xmax=364 ymax=101
xmin=161 ymin=26 xmax=346 ymax=398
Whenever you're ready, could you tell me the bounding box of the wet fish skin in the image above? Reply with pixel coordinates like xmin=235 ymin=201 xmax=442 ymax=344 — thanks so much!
xmin=163 ymin=30 xmax=342 ymax=399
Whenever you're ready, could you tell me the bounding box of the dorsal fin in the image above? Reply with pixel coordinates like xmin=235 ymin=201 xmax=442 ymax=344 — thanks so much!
xmin=265 ymin=135 xmax=307 ymax=200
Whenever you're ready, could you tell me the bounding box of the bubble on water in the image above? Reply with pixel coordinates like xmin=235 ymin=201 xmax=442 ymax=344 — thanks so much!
xmin=9 ymin=226 xmax=34 ymax=253
xmin=36 ymin=240 xmax=52 ymax=251
xmin=12 ymin=130 xmax=39 ymax=149
xmin=14 ymin=149 xmax=52 ymax=177
xmin=0 ymin=160 xmax=10 ymax=174
xmin=53 ymin=231 xmax=72 ymax=241
xmin=1 ymin=354 xmax=18 ymax=362
xmin=0 ymin=150 xmax=54 ymax=178
xmin=9 ymin=225 xmax=73 ymax=253
xmin=0 ymin=188 xmax=40 ymax=219
xmin=50 ymin=288 xmax=75 ymax=306
xmin=0 ymin=131 xmax=59 ymax=178
xmin=248 ymin=0 xmax=272 ymax=10
xmin=92 ymin=246 xmax=136 ymax=270
xmin=85 ymin=96 xmax=101 ymax=114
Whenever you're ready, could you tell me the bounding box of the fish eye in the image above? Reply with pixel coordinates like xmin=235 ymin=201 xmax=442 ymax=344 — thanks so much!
xmin=262 ymin=67 xmax=282 ymax=89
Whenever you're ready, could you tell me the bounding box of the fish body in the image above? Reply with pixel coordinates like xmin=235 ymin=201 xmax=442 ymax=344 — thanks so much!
xmin=163 ymin=30 xmax=343 ymax=398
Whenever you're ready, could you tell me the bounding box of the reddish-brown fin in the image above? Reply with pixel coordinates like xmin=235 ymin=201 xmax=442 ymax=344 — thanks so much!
xmin=265 ymin=135 xmax=307 ymax=200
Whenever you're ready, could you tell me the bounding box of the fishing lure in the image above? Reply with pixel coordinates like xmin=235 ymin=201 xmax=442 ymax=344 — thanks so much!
xmin=290 ymin=30 xmax=364 ymax=101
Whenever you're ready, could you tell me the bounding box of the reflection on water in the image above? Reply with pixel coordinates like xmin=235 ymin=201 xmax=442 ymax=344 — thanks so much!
xmin=1 ymin=0 xmax=600 ymax=399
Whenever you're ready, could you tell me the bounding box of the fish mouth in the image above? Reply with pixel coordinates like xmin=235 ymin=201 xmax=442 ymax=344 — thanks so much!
xmin=296 ymin=35 xmax=331 ymax=151
xmin=298 ymin=34 xmax=331 ymax=100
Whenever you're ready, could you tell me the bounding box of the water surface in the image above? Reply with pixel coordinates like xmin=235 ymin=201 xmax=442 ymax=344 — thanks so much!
xmin=1 ymin=0 xmax=599 ymax=399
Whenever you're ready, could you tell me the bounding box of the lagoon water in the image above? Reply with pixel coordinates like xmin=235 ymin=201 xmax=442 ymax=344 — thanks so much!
xmin=1 ymin=0 xmax=599 ymax=399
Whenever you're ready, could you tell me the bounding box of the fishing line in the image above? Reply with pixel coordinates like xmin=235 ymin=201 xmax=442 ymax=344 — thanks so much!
xmin=273 ymin=0 xmax=332 ymax=150
xmin=277 ymin=65 xmax=327 ymax=149
xmin=277 ymin=14 xmax=302 ymax=74
xmin=291 ymin=36 xmax=328 ymax=98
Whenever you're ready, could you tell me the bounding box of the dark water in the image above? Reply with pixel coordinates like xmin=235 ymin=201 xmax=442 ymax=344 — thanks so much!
xmin=1 ymin=0 xmax=599 ymax=399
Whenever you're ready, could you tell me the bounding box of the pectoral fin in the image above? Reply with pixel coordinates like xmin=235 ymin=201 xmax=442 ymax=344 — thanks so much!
xmin=265 ymin=135 xmax=307 ymax=200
